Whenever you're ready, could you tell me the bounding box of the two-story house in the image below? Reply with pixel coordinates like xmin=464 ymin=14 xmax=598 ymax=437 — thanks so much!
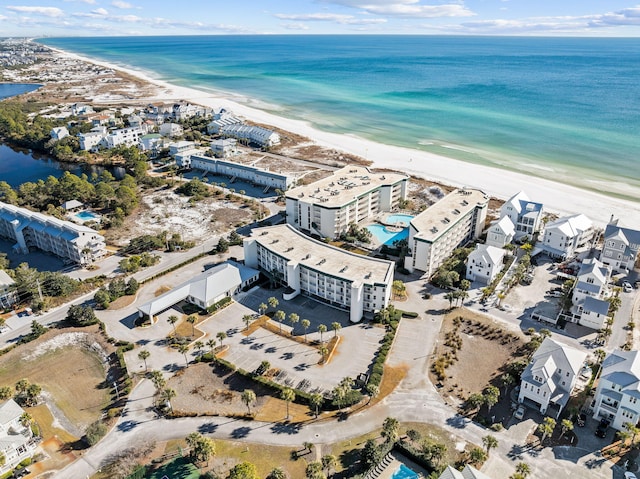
xmin=518 ymin=338 xmax=587 ymax=418
xmin=499 ymin=191 xmax=543 ymax=241
xmin=485 ymin=215 xmax=515 ymax=249
xmin=600 ymin=218 xmax=640 ymax=273
xmin=541 ymin=213 xmax=594 ymax=260
xmin=0 ymin=399 xmax=37 ymax=474
xmin=465 ymin=244 xmax=506 ymax=284
xmin=593 ymin=349 xmax=640 ymax=431
xmin=571 ymin=258 xmax=611 ymax=330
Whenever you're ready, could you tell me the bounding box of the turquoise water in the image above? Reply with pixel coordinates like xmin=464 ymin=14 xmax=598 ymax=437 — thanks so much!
xmin=367 ymin=224 xmax=409 ymax=245
xmin=40 ymin=36 xmax=640 ymax=200
xmin=74 ymin=211 xmax=100 ymax=221
xmin=391 ymin=464 xmax=419 ymax=479
xmin=386 ymin=214 xmax=414 ymax=226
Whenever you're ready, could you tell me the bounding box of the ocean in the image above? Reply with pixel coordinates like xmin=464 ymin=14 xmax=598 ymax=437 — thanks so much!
xmin=41 ymin=35 xmax=640 ymax=200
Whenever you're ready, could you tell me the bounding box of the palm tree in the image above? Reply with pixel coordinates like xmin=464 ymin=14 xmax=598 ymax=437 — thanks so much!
xmin=331 ymin=322 xmax=341 ymax=338
xmin=444 ymin=291 xmax=455 ymax=309
xmin=259 ymin=303 xmax=268 ymax=315
xmin=288 ymin=313 xmax=299 ymax=333
xmin=241 ymin=389 xmax=257 ymax=415
xmin=301 ymin=319 xmax=311 ymax=342
xmin=216 ymin=331 xmax=227 ymax=346
xmin=482 ymin=434 xmax=498 ymax=456
xmin=206 ymin=338 xmax=216 ymax=354
xmin=243 ymin=314 xmax=253 ymax=331
xmin=168 ymin=315 xmax=178 ymax=334
xmin=617 ymin=430 xmax=632 ymax=452
xmin=274 ymin=310 xmax=286 ymax=333
xmin=515 ymin=462 xmax=531 ymax=478
xmin=560 ymin=418 xmax=574 ymax=436
xmin=178 ymin=344 xmax=190 ymax=367
xmin=266 ymin=468 xmax=287 ymax=479
xmin=281 ymin=387 xmax=295 ymax=420
xmin=382 ymin=417 xmax=399 ymax=443
xmin=624 ymin=421 xmax=640 ymax=446
xmin=537 ymin=417 xmax=556 ymax=444
xmin=268 ymin=296 xmax=279 ymax=311
xmin=483 ymin=386 xmax=500 ymax=414
xmin=319 ymin=346 xmax=328 ymax=362
xmin=468 ymin=446 xmax=487 ymax=465
xmin=161 ymin=387 xmax=177 ymax=413
xmin=501 ymin=373 xmax=515 ymax=395
xmin=19 ymin=412 xmax=33 ymax=429
xmin=150 ymin=370 xmax=166 ymax=391
xmin=187 ymin=315 xmax=197 ymax=337
xmin=194 ymin=341 xmax=204 ymax=356
xmin=138 ymin=349 xmax=150 ymax=371
xmin=322 ymin=454 xmax=338 ymax=477
xmin=318 ymin=324 xmax=327 ymax=343
xmin=309 ymin=393 xmax=323 ymax=418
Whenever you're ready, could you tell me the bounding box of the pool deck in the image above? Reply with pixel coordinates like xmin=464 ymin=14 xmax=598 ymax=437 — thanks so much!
xmin=377 ymin=451 xmax=428 ymax=479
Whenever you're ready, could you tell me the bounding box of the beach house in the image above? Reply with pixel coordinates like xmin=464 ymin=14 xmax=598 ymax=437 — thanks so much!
xmin=571 ymin=257 xmax=611 ymax=330
xmin=284 ymin=166 xmax=408 ymax=239
xmin=50 ymin=126 xmax=69 ymax=141
xmin=599 ymin=218 xmax=640 ymax=273
xmin=220 ymin=124 xmax=281 ymax=148
xmin=210 ymin=138 xmax=239 ymax=158
xmin=159 ymin=122 xmax=184 ymax=138
xmin=500 ymin=191 xmax=543 ymax=241
xmin=102 ymin=126 xmax=143 ymax=149
xmin=518 ymin=337 xmax=587 ymax=418
xmin=465 ymin=244 xmax=506 ymax=284
xmin=541 ymin=214 xmax=594 ymax=259
xmin=78 ymin=127 xmax=107 ymax=151
xmin=485 ymin=215 xmax=515 ymax=248
xmin=592 ymin=349 xmax=640 ymax=431
xmin=404 ymin=188 xmax=488 ymax=276
xmin=0 ymin=270 xmax=16 ymax=309
xmin=244 ymin=224 xmax=394 ymax=323
xmin=0 ymin=202 xmax=106 ymax=265
xmin=207 ymin=112 xmax=243 ymax=134
xmin=0 ymin=399 xmax=38 ymax=475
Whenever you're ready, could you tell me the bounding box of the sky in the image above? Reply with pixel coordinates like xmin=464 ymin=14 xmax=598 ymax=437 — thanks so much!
xmin=2 ymin=1 xmax=640 ymax=37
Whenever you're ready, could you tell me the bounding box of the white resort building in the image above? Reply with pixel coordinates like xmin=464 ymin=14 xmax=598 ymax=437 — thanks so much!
xmin=185 ymin=154 xmax=294 ymax=191
xmin=518 ymin=337 xmax=587 ymax=418
xmin=593 ymin=349 xmax=640 ymax=431
xmin=220 ymin=124 xmax=281 ymax=148
xmin=500 ymin=191 xmax=543 ymax=241
xmin=541 ymin=213 xmax=594 ymax=259
xmin=599 ymin=218 xmax=640 ymax=273
xmin=465 ymin=244 xmax=506 ymax=284
xmin=285 ymin=166 xmax=408 ymax=239
xmin=0 ymin=202 xmax=106 ymax=265
xmin=243 ymin=224 xmax=394 ymax=323
xmin=404 ymin=188 xmax=488 ymax=276
xmin=0 ymin=399 xmax=38 ymax=475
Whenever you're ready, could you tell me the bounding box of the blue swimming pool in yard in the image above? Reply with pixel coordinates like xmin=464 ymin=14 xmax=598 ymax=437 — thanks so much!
xmin=385 ymin=213 xmax=414 ymax=226
xmin=366 ymin=224 xmax=408 ymax=245
xmin=391 ymin=464 xmax=419 ymax=479
xmin=74 ymin=211 xmax=100 ymax=221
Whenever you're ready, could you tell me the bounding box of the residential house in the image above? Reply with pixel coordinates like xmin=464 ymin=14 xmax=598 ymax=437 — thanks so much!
xmin=78 ymin=126 xmax=107 ymax=152
xmin=137 ymin=262 xmax=258 ymax=319
xmin=485 ymin=215 xmax=515 ymax=248
xmin=70 ymin=103 xmax=94 ymax=116
xmin=571 ymin=258 xmax=611 ymax=330
xmin=159 ymin=122 xmax=184 ymax=138
xmin=600 ymin=218 xmax=640 ymax=273
xmin=61 ymin=200 xmax=83 ymax=212
xmin=285 ymin=166 xmax=407 ymax=239
xmin=438 ymin=465 xmax=493 ymax=479
xmin=518 ymin=337 xmax=587 ymax=418
xmin=50 ymin=126 xmax=69 ymax=141
xmin=220 ymin=124 xmax=281 ymax=148
xmin=138 ymin=133 xmax=164 ymax=158
xmin=210 ymin=138 xmax=239 ymax=158
xmin=172 ymin=102 xmax=209 ymax=121
xmin=592 ymin=349 xmax=640 ymax=431
xmin=0 ymin=399 xmax=37 ymax=475
xmin=541 ymin=214 xmax=594 ymax=259
xmin=500 ymin=191 xmax=543 ymax=241
xmin=404 ymin=188 xmax=488 ymax=276
xmin=103 ymin=127 xmax=143 ymax=149
xmin=466 ymin=244 xmax=506 ymax=284
xmin=0 ymin=270 xmax=16 ymax=308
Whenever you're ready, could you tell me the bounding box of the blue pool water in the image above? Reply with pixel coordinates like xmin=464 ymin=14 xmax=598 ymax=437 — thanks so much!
xmin=385 ymin=214 xmax=414 ymax=226
xmin=367 ymin=224 xmax=409 ymax=246
xmin=74 ymin=211 xmax=100 ymax=221
xmin=391 ymin=464 xmax=419 ymax=479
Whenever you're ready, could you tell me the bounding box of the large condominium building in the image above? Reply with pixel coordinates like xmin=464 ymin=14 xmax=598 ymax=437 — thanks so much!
xmin=600 ymin=218 xmax=640 ymax=273
xmin=186 ymin=154 xmax=294 ymax=191
xmin=0 ymin=202 xmax=106 ymax=265
xmin=404 ymin=188 xmax=488 ymax=276
xmin=285 ymin=166 xmax=408 ymax=239
xmin=220 ymin=124 xmax=281 ymax=148
xmin=244 ymin=224 xmax=395 ymax=323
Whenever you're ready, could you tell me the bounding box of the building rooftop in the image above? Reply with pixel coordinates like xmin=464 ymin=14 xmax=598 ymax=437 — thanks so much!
xmin=0 ymin=201 xmax=99 ymax=236
xmin=285 ymin=166 xmax=407 ymax=208
xmin=410 ymin=188 xmax=488 ymax=242
xmin=250 ymin=224 xmax=394 ymax=286
xmin=0 ymin=270 xmax=14 ymax=288
xmin=546 ymin=213 xmax=593 ymax=237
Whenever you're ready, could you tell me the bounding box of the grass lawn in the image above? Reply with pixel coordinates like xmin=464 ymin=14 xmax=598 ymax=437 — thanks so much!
xmin=147 ymin=456 xmax=200 ymax=479
xmin=28 ymin=404 xmax=77 ymax=443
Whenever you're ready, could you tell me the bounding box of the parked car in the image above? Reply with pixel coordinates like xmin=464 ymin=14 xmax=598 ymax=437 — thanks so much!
xmin=623 ymin=281 xmax=633 ymax=293
xmin=595 ymin=418 xmax=610 ymax=438
xmin=514 ymin=405 xmax=526 ymax=420
xmin=624 ymin=472 xmax=637 ymax=479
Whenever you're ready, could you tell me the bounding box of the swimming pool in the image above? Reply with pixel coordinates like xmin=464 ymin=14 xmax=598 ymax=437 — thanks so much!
xmin=366 ymin=224 xmax=409 ymax=245
xmin=385 ymin=214 xmax=414 ymax=226
xmin=391 ymin=464 xmax=419 ymax=479
xmin=74 ymin=211 xmax=100 ymax=222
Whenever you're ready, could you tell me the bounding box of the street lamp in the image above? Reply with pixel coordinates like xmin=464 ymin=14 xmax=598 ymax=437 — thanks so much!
xmin=114 ymin=381 xmax=119 ymax=401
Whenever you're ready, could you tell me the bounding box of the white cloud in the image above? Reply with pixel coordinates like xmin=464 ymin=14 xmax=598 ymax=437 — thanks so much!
xmin=93 ymin=8 xmax=109 ymax=16
xmin=111 ymin=1 xmax=134 ymax=9
xmin=0 ymin=15 xmax=6 ymax=21
xmin=6 ymin=6 xmax=64 ymax=17
xmin=274 ymin=12 xmax=386 ymax=25
xmin=64 ymin=0 xmax=97 ymax=4
xmin=320 ymin=0 xmax=475 ymax=18
xmin=281 ymin=22 xmax=310 ymax=30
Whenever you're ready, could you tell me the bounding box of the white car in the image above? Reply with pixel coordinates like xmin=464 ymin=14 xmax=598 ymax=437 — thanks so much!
xmin=514 ymin=405 xmax=526 ymax=420
xmin=623 ymin=281 xmax=633 ymax=293
xmin=624 ymin=472 xmax=637 ymax=479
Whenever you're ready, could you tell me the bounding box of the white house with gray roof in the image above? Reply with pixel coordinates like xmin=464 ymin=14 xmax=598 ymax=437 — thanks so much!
xmin=500 ymin=191 xmax=543 ymax=241
xmin=571 ymin=257 xmax=611 ymax=330
xmin=593 ymin=349 xmax=640 ymax=431
xmin=438 ymin=465 xmax=492 ymax=479
xmin=600 ymin=218 xmax=640 ymax=273
xmin=518 ymin=337 xmax=587 ymax=418
xmin=485 ymin=215 xmax=515 ymax=248
xmin=465 ymin=244 xmax=506 ymax=284
xmin=0 ymin=399 xmax=37 ymax=475
xmin=541 ymin=213 xmax=594 ymax=259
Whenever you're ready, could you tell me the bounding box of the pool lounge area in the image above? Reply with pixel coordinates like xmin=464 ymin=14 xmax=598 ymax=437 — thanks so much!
xmin=367 ymin=213 xmax=414 ymax=246
xmin=364 ymin=451 xmax=427 ymax=479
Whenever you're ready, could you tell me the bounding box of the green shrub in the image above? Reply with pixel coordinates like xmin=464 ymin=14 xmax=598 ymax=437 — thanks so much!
xmin=84 ymin=420 xmax=107 ymax=446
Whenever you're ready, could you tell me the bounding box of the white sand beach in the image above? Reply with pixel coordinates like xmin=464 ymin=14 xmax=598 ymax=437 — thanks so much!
xmin=50 ymin=46 xmax=640 ymax=228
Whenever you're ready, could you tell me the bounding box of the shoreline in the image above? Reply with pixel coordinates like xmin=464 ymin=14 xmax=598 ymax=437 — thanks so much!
xmin=42 ymin=43 xmax=640 ymax=228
